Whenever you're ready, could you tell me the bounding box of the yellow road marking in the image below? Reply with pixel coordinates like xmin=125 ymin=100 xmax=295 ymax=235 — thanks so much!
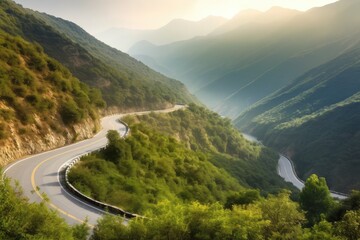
xmin=31 ymin=137 xmax=104 ymax=227
xmin=29 ymin=106 xmax=185 ymax=227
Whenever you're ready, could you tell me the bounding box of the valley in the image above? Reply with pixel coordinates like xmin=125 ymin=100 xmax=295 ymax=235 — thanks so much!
xmin=1 ymin=0 xmax=360 ymax=238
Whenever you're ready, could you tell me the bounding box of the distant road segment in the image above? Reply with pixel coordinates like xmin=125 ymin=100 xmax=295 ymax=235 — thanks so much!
xmin=277 ymin=155 xmax=347 ymax=199
xmin=242 ymin=133 xmax=347 ymax=199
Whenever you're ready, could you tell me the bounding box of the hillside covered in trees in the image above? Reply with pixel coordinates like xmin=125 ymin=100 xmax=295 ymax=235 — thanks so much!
xmin=0 ymin=29 xmax=105 ymax=164
xmin=68 ymin=105 xmax=291 ymax=214
xmin=0 ymin=0 xmax=195 ymax=111
xmin=236 ymin=45 xmax=360 ymax=193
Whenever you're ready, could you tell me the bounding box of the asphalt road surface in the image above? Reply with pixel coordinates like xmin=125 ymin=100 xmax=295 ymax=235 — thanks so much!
xmin=242 ymin=133 xmax=347 ymax=199
xmin=3 ymin=105 xmax=185 ymax=226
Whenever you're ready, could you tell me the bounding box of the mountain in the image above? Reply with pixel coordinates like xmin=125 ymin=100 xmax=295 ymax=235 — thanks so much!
xmin=211 ymin=7 xmax=300 ymax=35
xmin=129 ymin=0 xmax=360 ymax=118
xmin=235 ymin=45 xmax=360 ymax=193
xmin=1 ymin=0 xmax=195 ymax=112
xmin=96 ymin=16 xmax=227 ymax=52
xmin=0 ymin=30 xmax=104 ymax=164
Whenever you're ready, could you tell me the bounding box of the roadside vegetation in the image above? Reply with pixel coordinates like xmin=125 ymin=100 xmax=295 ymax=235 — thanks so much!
xmin=2 ymin=169 xmax=360 ymax=239
xmin=68 ymin=105 xmax=289 ymax=213
xmin=0 ymin=176 xmax=89 ymax=240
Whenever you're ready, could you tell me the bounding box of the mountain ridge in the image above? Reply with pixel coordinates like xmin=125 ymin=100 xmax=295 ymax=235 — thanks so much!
xmin=235 ymin=44 xmax=360 ymax=193
xmin=129 ymin=0 xmax=360 ymax=118
xmin=96 ymin=15 xmax=227 ymax=52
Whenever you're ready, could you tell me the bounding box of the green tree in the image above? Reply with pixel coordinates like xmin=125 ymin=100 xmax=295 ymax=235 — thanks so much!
xmin=225 ymin=189 xmax=261 ymax=209
xmin=336 ymin=210 xmax=360 ymax=240
xmin=301 ymin=221 xmax=340 ymax=240
xmin=72 ymin=220 xmax=90 ymax=240
xmin=60 ymin=100 xmax=83 ymax=125
xmin=91 ymin=215 xmax=129 ymax=240
xmin=300 ymin=174 xmax=333 ymax=226
xmin=260 ymin=191 xmax=305 ymax=239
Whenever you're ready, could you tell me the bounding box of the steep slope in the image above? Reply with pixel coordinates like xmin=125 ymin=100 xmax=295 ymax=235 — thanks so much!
xmin=1 ymin=0 xmax=195 ymax=112
xmin=96 ymin=16 xmax=227 ymax=52
xmin=235 ymin=46 xmax=360 ymax=193
xmin=0 ymin=30 xmax=104 ymax=165
xmin=129 ymin=0 xmax=360 ymax=118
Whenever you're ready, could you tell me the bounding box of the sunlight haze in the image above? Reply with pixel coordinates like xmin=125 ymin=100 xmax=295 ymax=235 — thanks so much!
xmin=14 ymin=0 xmax=338 ymax=34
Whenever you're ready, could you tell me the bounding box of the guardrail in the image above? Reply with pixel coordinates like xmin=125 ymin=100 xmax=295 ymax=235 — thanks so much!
xmin=59 ymin=118 xmax=140 ymax=219
xmin=281 ymin=153 xmax=348 ymax=199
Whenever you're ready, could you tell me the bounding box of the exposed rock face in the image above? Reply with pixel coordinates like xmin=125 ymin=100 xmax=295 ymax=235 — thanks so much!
xmin=0 ymin=118 xmax=99 ymax=167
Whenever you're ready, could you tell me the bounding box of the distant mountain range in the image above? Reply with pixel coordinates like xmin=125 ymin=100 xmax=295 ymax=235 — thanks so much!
xmin=129 ymin=0 xmax=360 ymax=119
xmin=127 ymin=0 xmax=360 ymax=193
xmin=96 ymin=16 xmax=227 ymax=52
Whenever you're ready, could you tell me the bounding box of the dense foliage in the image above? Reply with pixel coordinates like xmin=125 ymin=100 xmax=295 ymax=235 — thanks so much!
xmin=125 ymin=104 xmax=291 ymax=192
xmin=92 ymin=190 xmax=360 ymax=240
xmin=68 ymin=105 xmax=291 ymax=214
xmin=300 ymin=174 xmax=334 ymax=226
xmin=236 ymin=47 xmax=360 ymax=193
xmin=0 ymin=0 xmax=195 ymax=110
xmin=0 ymin=176 xmax=89 ymax=239
xmin=68 ymin=128 xmax=243 ymax=213
xmin=0 ymin=30 xmax=104 ymax=141
xmin=2 ymin=170 xmax=360 ymax=239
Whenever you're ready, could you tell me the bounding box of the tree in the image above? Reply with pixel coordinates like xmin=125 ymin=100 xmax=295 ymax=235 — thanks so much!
xmin=301 ymin=220 xmax=340 ymax=240
xmin=260 ymin=191 xmax=305 ymax=239
xmin=300 ymin=174 xmax=334 ymax=226
xmin=225 ymin=189 xmax=261 ymax=209
xmin=335 ymin=210 xmax=360 ymax=240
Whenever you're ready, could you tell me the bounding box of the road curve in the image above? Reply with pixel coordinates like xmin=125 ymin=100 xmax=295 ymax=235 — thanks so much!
xmin=242 ymin=133 xmax=347 ymax=200
xmin=277 ymin=155 xmax=347 ymax=199
xmin=3 ymin=105 xmax=185 ymax=226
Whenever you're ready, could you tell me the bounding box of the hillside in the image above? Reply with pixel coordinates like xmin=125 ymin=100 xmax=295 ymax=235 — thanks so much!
xmin=129 ymin=0 xmax=360 ymax=118
xmin=0 ymin=0 xmax=195 ymax=112
xmin=236 ymin=46 xmax=360 ymax=193
xmin=68 ymin=105 xmax=292 ymax=213
xmin=97 ymin=16 xmax=227 ymax=52
xmin=0 ymin=30 xmax=104 ymax=165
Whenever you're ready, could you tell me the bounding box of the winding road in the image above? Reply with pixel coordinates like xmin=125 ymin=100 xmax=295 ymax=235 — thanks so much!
xmin=278 ymin=155 xmax=347 ymax=199
xmin=242 ymin=133 xmax=347 ymax=199
xmin=3 ymin=105 xmax=184 ymax=226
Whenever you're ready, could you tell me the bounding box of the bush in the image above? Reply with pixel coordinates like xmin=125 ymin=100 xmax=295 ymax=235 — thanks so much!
xmin=60 ymin=101 xmax=83 ymax=125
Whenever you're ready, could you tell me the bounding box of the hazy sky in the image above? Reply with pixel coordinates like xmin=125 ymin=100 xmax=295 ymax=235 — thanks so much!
xmin=14 ymin=0 xmax=338 ymax=34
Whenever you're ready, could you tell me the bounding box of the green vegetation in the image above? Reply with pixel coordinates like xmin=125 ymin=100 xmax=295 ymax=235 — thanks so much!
xmin=68 ymin=105 xmax=290 ymax=214
xmin=68 ymin=128 xmax=243 ymax=213
xmin=0 ymin=30 xmax=104 ymax=141
xmin=3 ymin=172 xmax=360 ymax=239
xmin=0 ymin=0 xmax=195 ymax=111
xmin=91 ymin=188 xmax=360 ymax=240
xmin=236 ymin=47 xmax=360 ymax=193
xmin=0 ymin=176 xmax=89 ymax=239
xmin=299 ymin=174 xmax=334 ymax=226
xmin=124 ymin=104 xmax=290 ymax=193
